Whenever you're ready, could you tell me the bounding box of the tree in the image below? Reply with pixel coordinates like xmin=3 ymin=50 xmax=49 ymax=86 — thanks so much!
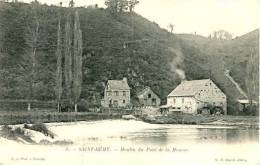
xmin=168 ymin=24 xmax=174 ymax=33
xmin=105 ymin=0 xmax=119 ymax=14
xmin=55 ymin=4 xmax=62 ymax=112
xmin=72 ymin=10 xmax=83 ymax=112
xmin=105 ymin=0 xmax=130 ymax=14
xmin=212 ymin=30 xmax=233 ymax=40
xmin=118 ymin=0 xmax=128 ymax=12
xmin=24 ymin=2 xmax=40 ymax=111
xmin=245 ymin=49 xmax=258 ymax=114
xmin=69 ymin=0 xmax=74 ymax=8
xmin=128 ymin=0 xmax=139 ymax=12
xmin=64 ymin=14 xmax=73 ymax=110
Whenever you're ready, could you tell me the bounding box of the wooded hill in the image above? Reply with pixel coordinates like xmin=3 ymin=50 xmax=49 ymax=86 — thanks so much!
xmin=0 ymin=2 xmax=258 ymax=113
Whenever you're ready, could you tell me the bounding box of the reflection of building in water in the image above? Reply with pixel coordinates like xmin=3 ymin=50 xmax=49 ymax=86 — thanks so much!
xmin=196 ymin=128 xmax=229 ymax=143
xmin=196 ymin=128 xmax=259 ymax=144
xmin=130 ymin=128 xmax=169 ymax=146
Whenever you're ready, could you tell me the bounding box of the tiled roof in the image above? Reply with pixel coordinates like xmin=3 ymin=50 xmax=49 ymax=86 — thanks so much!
xmin=107 ymin=79 xmax=130 ymax=90
xmin=168 ymin=79 xmax=211 ymax=97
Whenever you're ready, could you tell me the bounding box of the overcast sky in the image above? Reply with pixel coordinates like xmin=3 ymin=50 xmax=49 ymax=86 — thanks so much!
xmin=20 ymin=0 xmax=260 ymax=37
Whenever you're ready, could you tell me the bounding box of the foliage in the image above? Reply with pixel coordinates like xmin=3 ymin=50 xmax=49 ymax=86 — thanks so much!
xmin=209 ymin=30 xmax=233 ymax=40
xmin=24 ymin=123 xmax=54 ymax=138
xmin=64 ymin=13 xmax=73 ymax=106
xmin=105 ymin=0 xmax=139 ymax=14
xmin=0 ymin=125 xmax=34 ymax=143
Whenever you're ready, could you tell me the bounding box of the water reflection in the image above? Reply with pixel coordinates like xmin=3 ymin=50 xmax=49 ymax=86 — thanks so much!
xmin=126 ymin=125 xmax=259 ymax=146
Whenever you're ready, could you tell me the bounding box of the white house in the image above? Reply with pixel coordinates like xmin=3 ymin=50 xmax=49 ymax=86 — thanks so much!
xmin=167 ymin=79 xmax=227 ymax=114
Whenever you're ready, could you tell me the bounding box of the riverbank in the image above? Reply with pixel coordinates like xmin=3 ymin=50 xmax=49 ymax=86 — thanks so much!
xmin=0 ymin=111 xmax=122 ymax=125
xmin=141 ymin=114 xmax=259 ymax=128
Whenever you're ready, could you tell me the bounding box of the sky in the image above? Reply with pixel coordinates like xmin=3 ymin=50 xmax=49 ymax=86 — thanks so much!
xmin=19 ymin=0 xmax=260 ymax=37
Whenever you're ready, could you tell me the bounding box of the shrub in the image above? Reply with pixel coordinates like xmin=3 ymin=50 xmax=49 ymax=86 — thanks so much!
xmin=24 ymin=123 xmax=54 ymax=139
xmin=1 ymin=125 xmax=34 ymax=143
xmin=77 ymin=99 xmax=90 ymax=112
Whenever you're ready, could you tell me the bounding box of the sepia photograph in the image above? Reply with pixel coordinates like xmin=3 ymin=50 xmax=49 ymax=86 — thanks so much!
xmin=0 ymin=0 xmax=259 ymax=164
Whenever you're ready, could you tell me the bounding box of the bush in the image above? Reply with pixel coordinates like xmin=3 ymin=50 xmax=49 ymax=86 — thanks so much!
xmin=1 ymin=125 xmax=34 ymax=143
xmin=24 ymin=123 xmax=54 ymax=139
xmin=77 ymin=99 xmax=90 ymax=112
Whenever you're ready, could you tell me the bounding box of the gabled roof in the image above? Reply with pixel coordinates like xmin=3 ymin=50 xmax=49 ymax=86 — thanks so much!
xmin=137 ymin=86 xmax=159 ymax=98
xmin=168 ymin=79 xmax=212 ymax=97
xmin=107 ymin=79 xmax=130 ymax=90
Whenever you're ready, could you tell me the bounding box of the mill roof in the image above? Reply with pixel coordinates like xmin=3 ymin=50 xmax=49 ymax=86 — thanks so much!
xmin=168 ymin=79 xmax=213 ymax=97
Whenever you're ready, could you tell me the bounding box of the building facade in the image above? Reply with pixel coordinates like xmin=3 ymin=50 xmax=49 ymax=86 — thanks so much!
xmin=101 ymin=78 xmax=131 ymax=108
xmin=137 ymin=87 xmax=161 ymax=107
xmin=167 ymin=79 xmax=227 ymax=114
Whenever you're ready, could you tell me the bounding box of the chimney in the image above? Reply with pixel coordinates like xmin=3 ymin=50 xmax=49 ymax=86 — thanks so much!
xmin=123 ymin=77 xmax=127 ymax=83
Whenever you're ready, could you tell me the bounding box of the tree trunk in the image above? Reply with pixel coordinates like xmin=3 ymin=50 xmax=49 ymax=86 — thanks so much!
xmin=27 ymin=102 xmax=31 ymax=111
xmin=74 ymin=103 xmax=78 ymax=112
xmin=57 ymin=103 xmax=60 ymax=112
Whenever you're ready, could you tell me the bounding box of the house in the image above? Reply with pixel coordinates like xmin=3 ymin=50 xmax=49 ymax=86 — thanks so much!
xmin=167 ymin=79 xmax=227 ymax=114
xmin=137 ymin=87 xmax=161 ymax=107
xmin=101 ymin=78 xmax=131 ymax=108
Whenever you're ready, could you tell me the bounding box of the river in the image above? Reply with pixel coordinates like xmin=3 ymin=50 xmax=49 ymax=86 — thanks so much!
xmin=0 ymin=120 xmax=259 ymax=165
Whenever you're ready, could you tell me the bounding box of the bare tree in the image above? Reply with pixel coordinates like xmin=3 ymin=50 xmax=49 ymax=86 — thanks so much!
xmin=72 ymin=10 xmax=83 ymax=112
xmin=24 ymin=2 xmax=40 ymax=111
xmin=168 ymin=24 xmax=174 ymax=33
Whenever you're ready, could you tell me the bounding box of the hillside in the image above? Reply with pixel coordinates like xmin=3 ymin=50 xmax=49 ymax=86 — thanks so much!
xmin=0 ymin=2 xmax=258 ymax=113
xmin=177 ymin=30 xmax=259 ymax=113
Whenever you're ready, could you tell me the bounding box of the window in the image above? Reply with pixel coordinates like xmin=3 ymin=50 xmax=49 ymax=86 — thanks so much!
xmin=113 ymin=100 xmax=118 ymax=107
xmin=173 ymin=98 xmax=176 ymax=103
xmin=152 ymin=98 xmax=156 ymax=105
xmin=148 ymin=94 xmax=151 ymax=98
xmin=114 ymin=91 xmax=119 ymax=96
xmin=123 ymin=100 xmax=126 ymax=104
xmin=182 ymin=98 xmax=184 ymax=103
xmin=123 ymin=91 xmax=126 ymax=96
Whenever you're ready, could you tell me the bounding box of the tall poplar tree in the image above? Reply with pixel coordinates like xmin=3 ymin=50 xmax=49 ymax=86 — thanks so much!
xmin=64 ymin=14 xmax=72 ymax=110
xmin=55 ymin=4 xmax=62 ymax=112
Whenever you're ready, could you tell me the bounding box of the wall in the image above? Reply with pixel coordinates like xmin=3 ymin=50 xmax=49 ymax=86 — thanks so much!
xmin=167 ymin=96 xmax=197 ymax=113
xmin=194 ymin=80 xmax=227 ymax=114
xmin=104 ymin=88 xmax=131 ymax=108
